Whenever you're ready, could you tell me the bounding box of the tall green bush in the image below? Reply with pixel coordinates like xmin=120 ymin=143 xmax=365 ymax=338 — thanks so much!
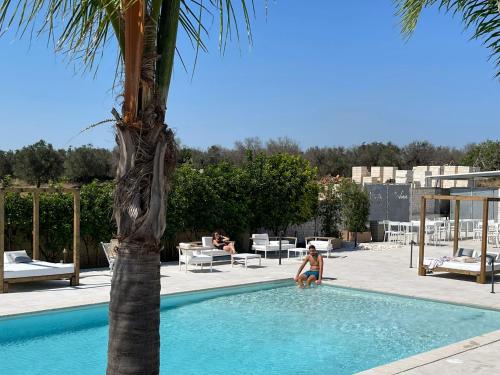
xmin=338 ymin=179 xmax=370 ymax=247
xmin=318 ymin=183 xmax=341 ymax=237
xmin=39 ymin=191 xmax=73 ymax=261
xmin=81 ymin=181 xmax=115 ymax=266
xmin=165 ymin=163 xmax=249 ymax=240
xmin=4 ymin=192 xmax=32 ymax=252
xmin=245 ymin=153 xmax=318 ymax=235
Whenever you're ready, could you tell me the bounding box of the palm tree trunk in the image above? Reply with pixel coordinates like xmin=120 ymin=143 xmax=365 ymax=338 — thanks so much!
xmin=107 ymin=120 xmax=175 ymax=375
xmin=107 ymin=242 xmax=161 ymax=374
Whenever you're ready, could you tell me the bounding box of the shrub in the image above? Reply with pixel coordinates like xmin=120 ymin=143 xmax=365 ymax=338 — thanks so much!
xmin=338 ymin=179 xmax=370 ymax=247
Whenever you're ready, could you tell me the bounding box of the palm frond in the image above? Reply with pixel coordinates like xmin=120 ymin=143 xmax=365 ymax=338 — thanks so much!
xmin=396 ymin=0 xmax=500 ymax=77
xmin=156 ymin=0 xmax=256 ymax=101
xmin=0 ymin=0 xmax=124 ymax=72
xmin=178 ymin=0 xmax=254 ymax=54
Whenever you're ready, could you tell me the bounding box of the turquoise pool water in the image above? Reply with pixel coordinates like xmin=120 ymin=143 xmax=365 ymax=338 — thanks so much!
xmin=2 ymin=282 xmax=500 ymax=374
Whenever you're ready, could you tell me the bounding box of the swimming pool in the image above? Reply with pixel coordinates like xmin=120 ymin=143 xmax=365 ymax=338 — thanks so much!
xmin=2 ymin=281 xmax=500 ymax=374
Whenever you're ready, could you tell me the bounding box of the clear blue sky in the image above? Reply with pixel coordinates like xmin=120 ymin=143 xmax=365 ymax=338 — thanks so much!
xmin=0 ymin=0 xmax=498 ymax=151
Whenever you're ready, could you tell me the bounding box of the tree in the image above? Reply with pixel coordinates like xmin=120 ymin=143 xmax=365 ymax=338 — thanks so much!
xmin=0 ymin=150 xmax=14 ymax=177
xmin=165 ymin=163 xmax=249 ymax=240
xmin=318 ymin=182 xmax=342 ymax=237
xmin=338 ymin=179 xmax=370 ymax=248
xmin=397 ymin=0 xmax=500 ymax=77
xmin=1 ymin=1 xmax=255 ymax=373
xmin=462 ymin=140 xmax=500 ymax=170
xmin=246 ymin=153 xmax=318 ymax=235
xmin=402 ymin=141 xmax=436 ymax=168
xmin=266 ymin=137 xmax=301 ymax=155
xmin=64 ymin=145 xmax=113 ymax=183
xmin=13 ymin=140 xmax=64 ymax=187
xmin=353 ymin=142 xmax=402 ymax=169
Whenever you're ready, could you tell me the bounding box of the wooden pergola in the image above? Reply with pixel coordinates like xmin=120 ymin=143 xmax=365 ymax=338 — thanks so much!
xmin=418 ymin=194 xmax=500 ymax=284
xmin=0 ymin=187 xmax=80 ymax=292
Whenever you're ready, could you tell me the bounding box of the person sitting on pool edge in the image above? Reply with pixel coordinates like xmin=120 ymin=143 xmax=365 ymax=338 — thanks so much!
xmin=294 ymin=244 xmax=323 ymax=288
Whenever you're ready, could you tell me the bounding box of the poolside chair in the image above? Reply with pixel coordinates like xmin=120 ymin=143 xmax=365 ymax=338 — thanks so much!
xmin=487 ymin=223 xmax=500 ymax=248
xmin=383 ymin=221 xmax=403 ymax=243
xmin=251 ymin=234 xmax=297 ymax=259
xmin=177 ymin=243 xmax=213 ymax=273
xmin=304 ymin=237 xmax=339 ymax=258
xmin=100 ymin=242 xmax=116 ymax=274
xmin=199 ymin=237 xmax=233 ymax=263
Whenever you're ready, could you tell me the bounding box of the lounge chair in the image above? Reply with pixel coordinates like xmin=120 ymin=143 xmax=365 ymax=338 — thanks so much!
xmin=304 ymin=237 xmax=340 ymax=258
xmin=177 ymin=243 xmax=213 ymax=273
xmin=423 ymin=249 xmax=500 ymax=282
xmin=3 ymin=250 xmax=76 ymax=292
xmin=200 ymin=236 xmax=232 ymax=261
xmin=251 ymin=234 xmax=297 ymax=259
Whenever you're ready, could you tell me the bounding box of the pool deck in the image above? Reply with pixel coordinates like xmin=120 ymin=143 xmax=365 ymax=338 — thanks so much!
xmin=2 ymin=241 xmax=500 ymax=374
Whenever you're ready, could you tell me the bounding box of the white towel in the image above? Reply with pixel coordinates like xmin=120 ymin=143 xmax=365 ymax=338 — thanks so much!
xmin=427 ymin=256 xmax=452 ymax=270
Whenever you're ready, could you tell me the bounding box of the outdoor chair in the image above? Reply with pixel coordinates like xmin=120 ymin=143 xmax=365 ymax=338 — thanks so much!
xmin=304 ymin=237 xmax=338 ymax=258
xmin=387 ymin=221 xmax=404 ymax=243
xmin=251 ymin=234 xmax=297 ymax=258
xmin=100 ymin=242 xmax=116 ymax=274
xmin=487 ymin=223 xmax=500 ymax=248
xmin=177 ymin=243 xmax=213 ymax=272
xmin=200 ymin=236 xmax=233 ymax=262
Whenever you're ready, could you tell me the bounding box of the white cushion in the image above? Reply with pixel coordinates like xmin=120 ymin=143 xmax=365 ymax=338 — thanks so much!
xmin=269 ymin=241 xmax=295 ymax=249
xmin=253 ymin=239 xmax=269 ymax=246
xmin=4 ymin=261 xmax=74 ymax=279
xmin=423 ymin=258 xmax=500 ymax=272
xmin=201 ymin=237 xmax=213 ymax=248
xmin=4 ymin=250 xmax=30 ymax=264
xmin=233 ymin=253 xmax=261 ymax=260
xmin=309 ymin=240 xmax=331 ymax=250
xmin=202 ymin=249 xmax=228 ymax=257
xmin=252 ymin=244 xmax=280 ymax=251
xmin=252 ymin=234 xmax=269 ymax=240
xmin=189 ymin=255 xmax=212 ymax=265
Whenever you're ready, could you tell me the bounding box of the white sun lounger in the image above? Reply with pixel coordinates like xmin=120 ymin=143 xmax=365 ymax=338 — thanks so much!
xmin=3 ymin=250 xmax=76 ymax=291
xmin=423 ymin=251 xmax=500 ymax=282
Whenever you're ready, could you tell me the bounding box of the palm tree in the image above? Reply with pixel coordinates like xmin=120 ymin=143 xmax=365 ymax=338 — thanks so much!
xmin=0 ymin=1 xmax=254 ymax=373
xmin=396 ymin=0 xmax=500 ymax=77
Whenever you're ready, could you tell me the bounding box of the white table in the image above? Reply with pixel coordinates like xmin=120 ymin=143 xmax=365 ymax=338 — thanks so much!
xmin=287 ymin=248 xmax=307 ymax=260
xmin=231 ymin=253 xmax=261 ymax=269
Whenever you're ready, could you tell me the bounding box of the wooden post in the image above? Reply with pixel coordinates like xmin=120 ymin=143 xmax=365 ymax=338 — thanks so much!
xmin=418 ymin=196 xmax=427 ymax=276
xmin=32 ymin=192 xmax=40 ymax=260
xmin=453 ymin=200 xmax=460 ymax=256
xmin=479 ymin=199 xmax=489 ymax=284
xmin=72 ymin=191 xmax=80 ymax=286
xmin=0 ymin=190 xmax=5 ymax=293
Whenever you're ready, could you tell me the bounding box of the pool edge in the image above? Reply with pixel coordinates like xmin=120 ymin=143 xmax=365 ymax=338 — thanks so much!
xmin=356 ymin=328 xmax=500 ymax=374
xmin=0 ymin=278 xmax=293 ymax=319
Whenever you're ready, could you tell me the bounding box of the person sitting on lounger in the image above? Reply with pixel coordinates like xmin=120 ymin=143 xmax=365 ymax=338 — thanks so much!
xmin=294 ymin=244 xmax=323 ymax=288
xmin=212 ymin=231 xmax=237 ymax=254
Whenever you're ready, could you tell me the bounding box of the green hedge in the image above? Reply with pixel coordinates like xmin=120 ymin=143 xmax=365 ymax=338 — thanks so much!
xmin=4 ymin=154 xmax=319 ymax=267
